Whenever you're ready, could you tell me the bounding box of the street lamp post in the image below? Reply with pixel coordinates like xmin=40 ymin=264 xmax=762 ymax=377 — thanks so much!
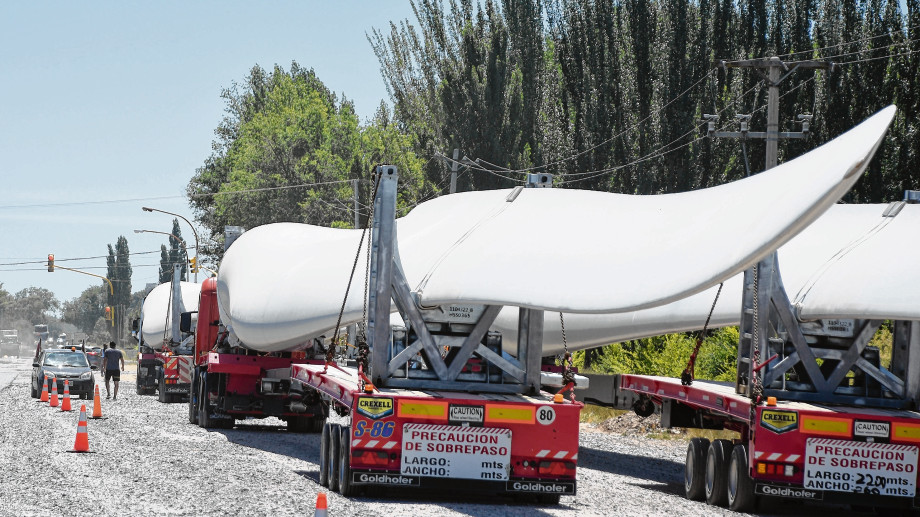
xmin=133 ymin=229 xmax=190 ymax=280
xmin=142 ymin=207 xmax=200 ymax=282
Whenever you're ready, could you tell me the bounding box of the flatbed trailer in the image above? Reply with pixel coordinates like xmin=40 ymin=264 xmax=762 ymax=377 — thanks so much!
xmin=617 ymin=251 xmax=920 ymax=512
xmin=621 ymin=374 xmax=920 ymax=508
xmin=137 ymin=350 xmax=193 ymax=402
xmin=292 ymin=362 xmax=581 ymax=500
xmin=267 ymin=167 xmax=585 ymax=502
xmin=185 ymin=277 xmax=328 ymax=432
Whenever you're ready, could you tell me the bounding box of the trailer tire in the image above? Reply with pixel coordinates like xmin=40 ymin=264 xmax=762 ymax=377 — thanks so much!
xmin=684 ymin=438 xmax=710 ymax=501
xmin=319 ymin=423 xmax=331 ymax=487
xmin=310 ymin=416 xmax=325 ymax=434
xmin=198 ymin=373 xmax=215 ymax=429
xmin=288 ymin=417 xmax=310 ymax=433
xmin=338 ymin=425 xmax=356 ymax=496
xmin=705 ymin=439 xmax=733 ymax=506
xmin=327 ymin=424 xmax=341 ymax=492
xmin=188 ymin=371 xmax=199 ymax=425
xmin=158 ymin=375 xmax=168 ymax=403
xmin=727 ymin=443 xmax=755 ymax=512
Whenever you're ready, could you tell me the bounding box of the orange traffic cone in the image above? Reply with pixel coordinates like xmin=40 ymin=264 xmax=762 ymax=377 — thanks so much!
xmin=91 ymin=385 xmax=103 ymax=419
xmin=314 ymin=492 xmax=328 ymax=517
xmin=39 ymin=376 xmax=49 ymax=402
xmin=72 ymin=404 xmax=90 ymax=452
xmin=61 ymin=380 xmax=72 ymax=411
xmin=49 ymin=379 xmax=59 ymax=408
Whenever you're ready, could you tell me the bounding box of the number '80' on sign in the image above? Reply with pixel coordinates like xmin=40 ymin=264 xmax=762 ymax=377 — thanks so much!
xmin=537 ymin=406 xmax=556 ymax=425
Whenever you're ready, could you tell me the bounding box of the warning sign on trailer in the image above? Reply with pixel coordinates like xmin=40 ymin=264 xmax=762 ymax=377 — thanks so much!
xmin=401 ymin=423 xmax=511 ymax=480
xmin=804 ymin=438 xmax=918 ymax=497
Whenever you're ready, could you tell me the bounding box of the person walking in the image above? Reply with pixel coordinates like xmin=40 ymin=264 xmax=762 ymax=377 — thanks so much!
xmin=102 ymin=341 xmax=125 ymax=400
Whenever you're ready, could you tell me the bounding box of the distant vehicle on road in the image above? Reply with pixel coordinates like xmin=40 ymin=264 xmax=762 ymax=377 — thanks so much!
xmin=33 ymin=324 xmax=50 ymax=346
xmin=85 ymin=346 xmax=104 ymax=369
xmin=0 ymin=330 xmax=20 ymax=357
xmin=31 ymin=349 xmax=96 ymax=399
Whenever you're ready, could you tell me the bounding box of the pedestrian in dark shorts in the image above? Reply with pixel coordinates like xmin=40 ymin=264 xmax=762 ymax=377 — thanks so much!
xmin=102 ymin=341 xmax=125 ymax=400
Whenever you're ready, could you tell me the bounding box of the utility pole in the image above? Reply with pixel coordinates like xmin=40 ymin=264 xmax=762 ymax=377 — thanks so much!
xmin=703 ymin=57 xmax=832 ymax=172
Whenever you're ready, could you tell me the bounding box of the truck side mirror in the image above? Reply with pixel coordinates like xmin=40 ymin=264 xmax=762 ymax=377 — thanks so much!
xmin=180 ymin=311 xmax=197 ymax=333
xmin=131 ymin=318 xmax=139 ymax=332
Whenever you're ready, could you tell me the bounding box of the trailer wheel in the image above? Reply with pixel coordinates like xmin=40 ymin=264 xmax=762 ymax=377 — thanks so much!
xmin=310 ymin=416 xmax=325 ymax=434
xmin=287 ymin=417 xmax=310 ymax=433
xmin=188 ymin=371 xmax=199 ymax=425
xmin=684 ymin=438 xmax=710 ymax=501
xmin=727 ymin=443 xmax=755 ymax=512
xmin=705 ymin=439 xmax=733 ymax=506
xmin=319 ymin=423 xmax=331 ymax=487
xmin=327 ymin=424 xmax=341 ymax=492
xmin=158 ymin=375 xmax=168 ymax=403
xmin=338 ymin=425 xmax=356 ymax=496
xmin=198 ymin=373 xmax=215 ymax=429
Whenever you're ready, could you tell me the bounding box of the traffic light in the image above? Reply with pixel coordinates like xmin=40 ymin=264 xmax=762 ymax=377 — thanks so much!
xmin=104 ymin=306 xmax=111 ymax=320
xmin=189 ymin=256 xmax=197 ymax=273
xmin=47 ymin=254 xmax=54 ymax=272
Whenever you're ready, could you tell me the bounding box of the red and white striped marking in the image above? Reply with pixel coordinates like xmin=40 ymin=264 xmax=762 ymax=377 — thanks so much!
xmin=165 ymin=356 xmax=193 ymax=384
xmin=807 ymin=437 xmax=917 ymax=452
xmin=405 ymin=423 xmax=510 ymax=437
xmin=351 ymin=438 xmax=399 ymax=450
xmin=754 ymin=450 xmax=801 ymax=463
xmin=535 ymin=449 xmax=578 ymax=461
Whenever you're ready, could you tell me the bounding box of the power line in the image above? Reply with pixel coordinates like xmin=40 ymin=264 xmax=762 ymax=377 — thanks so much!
xmin=0 ymin=179 xmax=360 ymax=210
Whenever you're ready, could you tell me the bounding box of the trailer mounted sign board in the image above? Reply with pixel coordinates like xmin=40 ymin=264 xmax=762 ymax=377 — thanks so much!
xmin=401 ymin=423 xmax=511 ymax=480
xmin=804 ymin=438 xmax=918 ymax=497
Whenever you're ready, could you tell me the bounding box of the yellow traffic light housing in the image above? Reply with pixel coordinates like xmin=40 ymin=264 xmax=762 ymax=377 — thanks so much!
xmin=47 ymin=254 xmax=54 ymax=272
xmin=189 ymin=256 xmax=198 ymax=273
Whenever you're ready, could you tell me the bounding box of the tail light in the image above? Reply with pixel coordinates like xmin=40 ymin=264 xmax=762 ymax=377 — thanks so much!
xmin=538 ymin=461 xmax=576 ymax=477
xmin=757 ymin=462 xmax=795 ymax=477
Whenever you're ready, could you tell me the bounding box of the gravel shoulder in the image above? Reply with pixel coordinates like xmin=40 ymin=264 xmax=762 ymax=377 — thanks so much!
xmin=0 ymin=357 xmax=866 ymax=516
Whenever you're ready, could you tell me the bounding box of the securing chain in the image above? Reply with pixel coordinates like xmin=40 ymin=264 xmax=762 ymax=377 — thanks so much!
xmin=558 ymin=312 xmax=576 ymax=402
xmin=749 ymin=265 xmax=764 ymax=429
xmin=680 ymin=282 xmax=724 ymax=386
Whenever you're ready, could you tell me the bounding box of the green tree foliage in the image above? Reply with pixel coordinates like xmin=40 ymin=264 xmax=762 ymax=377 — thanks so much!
xmin=105 ymin=236 xmax=132 ymax=342
xmin=578 ymin=327 xmax=739 ymax=381
xmin=187 ymin=62 xmax=431 ymax=262
xmin=10 ymin=287 xmax=60 ymax=325
xmin=158 ymin=219 xmax=187 ymax=283
xmin=374 ymin=0 xmax=918 ymax=199
xmin=60 ymin=285 xmax=106 ymax=335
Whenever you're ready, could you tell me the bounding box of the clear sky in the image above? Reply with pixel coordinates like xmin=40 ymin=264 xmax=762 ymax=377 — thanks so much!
xmin=0 ymin=1 xmax=418 ymax=305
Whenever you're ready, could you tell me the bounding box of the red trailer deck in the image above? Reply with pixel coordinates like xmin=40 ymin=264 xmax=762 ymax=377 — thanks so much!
xmin=292 ymin=362 xmax=582 ymax=500
xmin=620 ymin=373 xmax=920 ymax=510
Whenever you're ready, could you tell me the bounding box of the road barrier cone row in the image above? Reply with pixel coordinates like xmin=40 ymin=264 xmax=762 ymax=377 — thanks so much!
xmin=61 ymin=380 xmax=72 ymax=412
xmin=49 ymin=379 xmax=59 ymax=408
xmin=39 ymin=376 xmax=49 ymax=402
xmin=91 ymin=385 xmax=103 ymax=419
xmin=72 ymin=404 xmax=90 ymax=453
xmin=314 ymin=492 xmax=328 ymax=517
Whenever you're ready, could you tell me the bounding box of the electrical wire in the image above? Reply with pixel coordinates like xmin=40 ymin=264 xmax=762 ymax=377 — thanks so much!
xmin=0 ymin=179 xmax=361 ymax=210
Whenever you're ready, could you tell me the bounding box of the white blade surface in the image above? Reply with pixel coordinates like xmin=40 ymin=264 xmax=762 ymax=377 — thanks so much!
xmin=217 ymin=106 xmax=896 ymax=353
xmin=523 ymin=202 xmax=920 ymax=355
xmin=140 ymin=281 xmax=201 ymax=350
